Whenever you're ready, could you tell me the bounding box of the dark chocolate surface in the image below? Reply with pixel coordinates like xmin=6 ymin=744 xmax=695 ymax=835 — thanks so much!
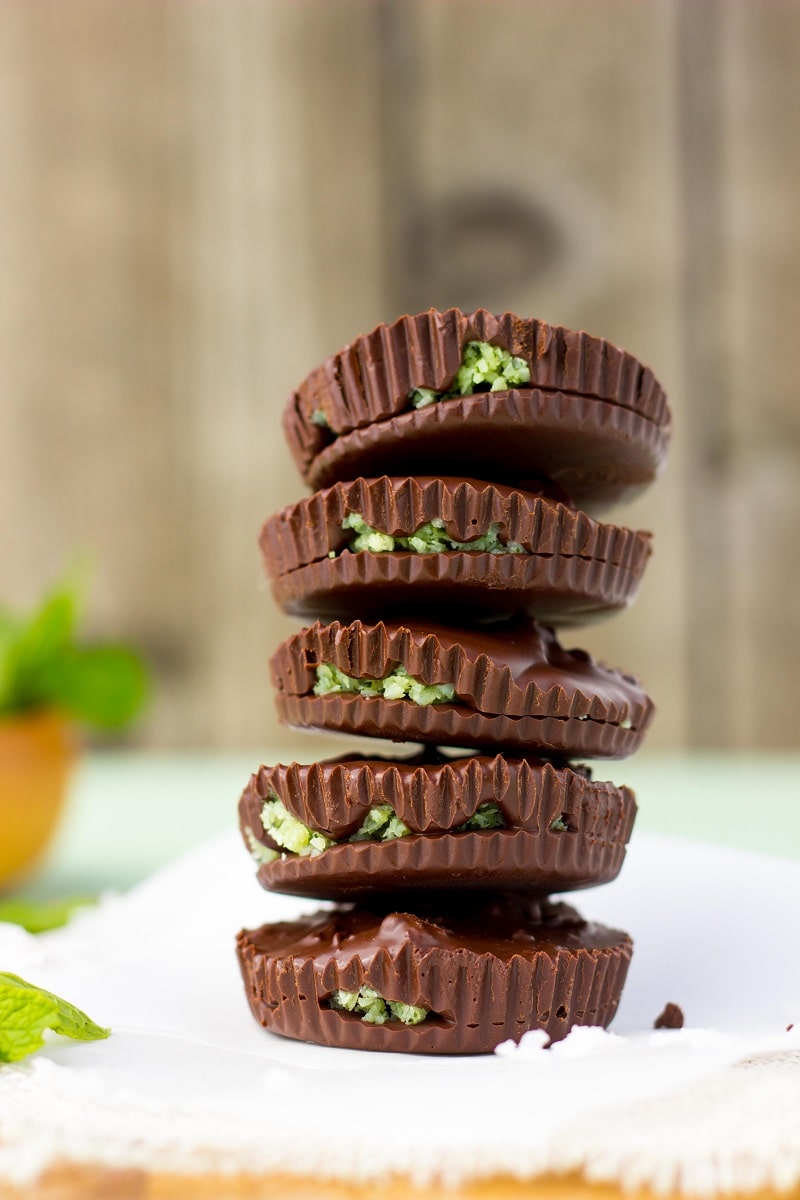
xmin=296 ymin=391 xmax=670 ymax=508
xmin=272 ymin=618 xmax=652 ymax=718
xmin=282 ymin=309 xmax=670 ymax=507
xmin=271 ymin=618 xmax=653 ymax=757
xmin=239 ymin=754 xmax=636 ymax=900
xmin=240 ymin=753 xmax=623 ymax=839
xmin=276 ymin=693 xmax=645 ymax=757
xmin=260 ymin=477 xmax=652 ymax=624
xmin=270 ymin=553 xmax=647 ymax=625
xmin=236 ymin=896 xmax=633 ymax=1054
xmin=253 ymin=830 xmax=630 ymax=900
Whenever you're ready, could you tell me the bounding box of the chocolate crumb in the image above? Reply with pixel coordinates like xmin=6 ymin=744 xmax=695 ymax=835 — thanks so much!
xmin=654 ymin=1002 xmax=684 ymax=1029
xmin=787 ymin=1023 xmax=794 ymax=1032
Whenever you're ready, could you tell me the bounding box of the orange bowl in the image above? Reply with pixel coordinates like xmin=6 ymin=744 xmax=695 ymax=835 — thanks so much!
xmin=0 ymin=710 xmax=76 ymax=887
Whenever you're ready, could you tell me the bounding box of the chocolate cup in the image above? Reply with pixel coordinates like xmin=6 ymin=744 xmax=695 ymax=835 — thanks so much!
xmin=270 ymin=553 xmax=648 ymax=625
xmin=277 ymin=693 xmax=644 ymax=757
xmin=283 ymin=308 xmax=669 ymax=508
xmin=297 ymin=390 xmax=669 ymax=509
xmin=260 ymin=477 xmax=652 ymax=624
xmin=236 ymin=897 xmax=633 ymax=1054
xmin=271 ymin=618 xmax=653 ymax=758
xmin=254 ymin=831 xmax=631 ymax=901
xmin=239 ymin=755 xmax=636 ymax=900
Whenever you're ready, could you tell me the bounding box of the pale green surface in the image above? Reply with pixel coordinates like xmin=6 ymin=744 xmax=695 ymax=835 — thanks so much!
xmin=9 ymin=751 xmax=800 ymax=899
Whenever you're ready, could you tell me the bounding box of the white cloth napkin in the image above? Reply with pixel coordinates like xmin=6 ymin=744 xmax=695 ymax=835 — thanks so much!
xmin=0 ymin=831 xmax=798 ymax=1192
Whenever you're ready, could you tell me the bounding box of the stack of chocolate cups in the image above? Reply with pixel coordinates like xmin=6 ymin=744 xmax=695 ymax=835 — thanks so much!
xmin=236 ymin=308 xmax=670 ymax=1054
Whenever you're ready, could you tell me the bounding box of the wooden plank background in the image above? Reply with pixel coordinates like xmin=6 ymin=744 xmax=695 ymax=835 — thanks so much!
xmin=0 ymin=0 xmax=797 ymax=751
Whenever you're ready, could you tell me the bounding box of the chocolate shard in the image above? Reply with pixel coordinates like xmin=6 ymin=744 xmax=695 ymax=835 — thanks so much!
xmin=283 ymin=309 xmax=670 ymax=506
xmin=260 ymin=476 xmax=652 ymax=624
xmin=270 ymin=618 xmax=654 ymax=758
xmin=239 ymin=754 xmax=636 ymax=900
xmin=654 ymin=1002 xmax=685 ymax=1030
xmin=236 ymin=896 xmax=633 ymax=1054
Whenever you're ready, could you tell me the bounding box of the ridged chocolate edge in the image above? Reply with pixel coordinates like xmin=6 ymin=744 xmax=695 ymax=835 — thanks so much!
xmin=259 ymin=476 xmax=652 ymax=577
xmin=253 ymin=830 xmax=630 ymax=900
xmin=275 ymin=693 xmax=646 ymax=758
xmin=300 ymin=390 xmax=670 ymax=502
xmin=283 ymin=308 xmax=670 ymax=481
xmin=240 ymin=756 xmax=635 ymax=839
xmin=270 ymin=620 xmax=654 ymax=729
xmin=236 ymin=911 xmax=633 ymax=1054
xmin=270 ymin=550 xmax=646 ymax=624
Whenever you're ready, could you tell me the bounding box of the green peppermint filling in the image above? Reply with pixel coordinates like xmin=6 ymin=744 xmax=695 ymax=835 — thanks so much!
xmin=314 ymin=662 xmax=456 ymax=706
xmin=259 ymin=797 xmax=411 ymax=859
xmin=243 ymin=824 xmax=280 ymax=864
xmin=329 ymin=985 xmax=429 ymax=1026
xmin=310 ymin=408 xmax=330 ymax=428
xmin=457 ymin=802 xmax=505 ymax=831
xmin=341 ymin=512 xmax=524 ymax=556
xmin=348 ymin=804 xmax=412 ymax=843
xmin=253 ymin=797 xmax=505 ymax=862
xmin=549 ymin=817 xmax=570 ymax=833
xmin=409 ymin=340 xmax=531 ymax=409
xmin=259 ymin=798 xmax=336 ymax=857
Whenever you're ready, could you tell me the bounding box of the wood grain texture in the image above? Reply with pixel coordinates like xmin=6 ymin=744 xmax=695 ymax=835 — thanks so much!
xmin=0 ymin=0 xmax=798 ymax=749
xmin=380 ymin=0 xmax=688 ymax=749
xmin=716 ymin=2 xmax=800 ymax=749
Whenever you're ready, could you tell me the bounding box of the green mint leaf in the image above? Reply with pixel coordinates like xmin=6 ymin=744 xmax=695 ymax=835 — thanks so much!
xmin=15 ymin=583 xmax=81 ymax=668
xmin=0 ymin=573 xmax=83 ymax=713
xmin=0 ymin=896 xmax=96 ymax=934
xmin=0 ymin=615 xmax=17 ymax=710
xmin=0 ymin=972 xmax=109 ymax=1063
xmin=0 ymin=565 xmax=148 ymax=729
xmin=36 ymin=644 xmax=149 ymax=728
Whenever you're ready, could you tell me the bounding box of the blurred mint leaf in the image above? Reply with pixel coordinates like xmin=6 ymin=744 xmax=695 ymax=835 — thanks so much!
xmin=35 ymin=645 xmax=149 ymax=729
xmin=0 ymin=972 xmax=109 ymax=1063
xmin=0 ymin=612 xmax=17 ymax=710
xmin=0 ymin=569 xmax=83 ymax=715
xmin=0 ymin=567 xmax=148 ymax=729
xmin=0 ymin=896 xmax=96 ymax=934
xmin=7 ymin=571 xmax=86 ymax=692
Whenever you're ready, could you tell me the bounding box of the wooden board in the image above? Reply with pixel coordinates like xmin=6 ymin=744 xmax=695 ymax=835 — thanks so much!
xmin=3 ymin=1169 xmax=798 ymax=1200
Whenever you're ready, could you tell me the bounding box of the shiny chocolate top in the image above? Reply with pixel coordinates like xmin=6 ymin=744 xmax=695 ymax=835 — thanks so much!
xmin=271 ymin=617 xmax=653 ymax=729
xmin=242 ymin=896 xmax=626 ymax=967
